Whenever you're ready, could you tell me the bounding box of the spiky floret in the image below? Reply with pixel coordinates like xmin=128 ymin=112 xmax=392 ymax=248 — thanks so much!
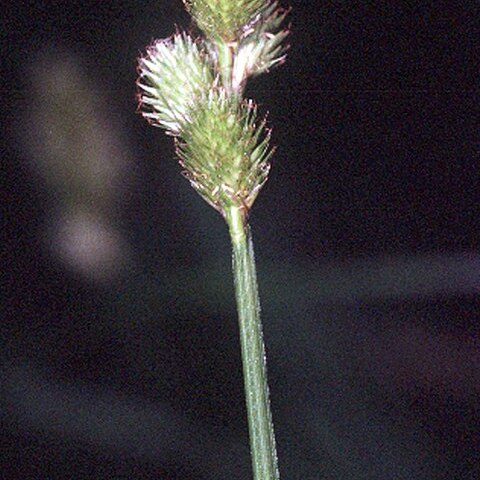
xmin=183 ymin=0 xmax=273 ymax=42
xmin=137 ymin=33 xmax=215 ymax=136
xmin=232 ymin=1 xmax=290 ymax=90
xmin=176 ymin=90 xmax=274 ymax=214
xmin=136 ymin=5 xmax=289 ymax=216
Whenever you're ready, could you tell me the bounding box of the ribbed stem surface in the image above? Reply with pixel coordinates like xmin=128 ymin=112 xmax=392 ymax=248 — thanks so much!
xmin=225 ymin=206 xmax=279 ymax=480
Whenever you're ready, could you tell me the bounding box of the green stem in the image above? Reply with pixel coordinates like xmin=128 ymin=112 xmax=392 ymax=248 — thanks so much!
xmin=225 ymin=205 xmax=280 ymax=480
xmin=217 ymin=40 xmax=235 ymax=95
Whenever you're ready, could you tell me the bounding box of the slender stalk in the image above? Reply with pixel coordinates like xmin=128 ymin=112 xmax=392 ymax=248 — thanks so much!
xmin=225 ymin=205 xmax=280 ymax=480
xmin=137 ymin=3 xmax=290 ymax=475
xmin=217 ymin=40 xmax=235 ymax=95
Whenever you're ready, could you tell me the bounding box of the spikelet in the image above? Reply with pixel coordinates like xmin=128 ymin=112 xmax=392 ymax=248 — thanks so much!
xmin=137 ymin=33 xmax=214 ymax=136
xmin=176 ymin=90 xmax=274 ymax=214
xmin=183 ymin=0 xmax=272 ymax=41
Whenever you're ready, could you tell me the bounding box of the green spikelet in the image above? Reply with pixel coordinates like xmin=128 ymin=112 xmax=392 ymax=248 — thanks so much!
xmin=176 ymin=91 xmax=274 ymax=215
xmin=137 ymin=33 xmax=214 ymax=135
xmin=137 ymin=2 xmax=289 ymax=215
xmin=232 ymin=2 xmax=290 ymax=88
xmin=136 ymin=3 xmax=291 ymax=478
xmin=183 ymin=0 xmax=271 ymax=41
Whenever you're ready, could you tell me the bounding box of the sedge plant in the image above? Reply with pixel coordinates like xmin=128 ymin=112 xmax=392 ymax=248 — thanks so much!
xmin=137 ymin=1 xmax=290 ymax=478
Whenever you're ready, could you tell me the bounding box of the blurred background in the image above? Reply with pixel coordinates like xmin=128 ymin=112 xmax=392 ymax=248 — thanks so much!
xmin=2 ymin=1 xmax=479 ymax=478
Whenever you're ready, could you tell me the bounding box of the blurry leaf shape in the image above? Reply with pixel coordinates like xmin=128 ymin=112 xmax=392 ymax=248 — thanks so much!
xmin=27 ymin=51 xmax=129 ymax=211
xmin=2 ymin=362 xmax=250 ymax=479
xmin=136 ymin=252 xmax=480 ymax=312
xmin=47 ymin=207 xmax=130 ymax=283
xmin=23 ymin=50 xmax=133 ymax=282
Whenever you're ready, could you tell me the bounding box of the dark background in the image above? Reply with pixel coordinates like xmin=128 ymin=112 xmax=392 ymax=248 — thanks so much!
xmin=2 ymin=1 xmax=480 ymax=479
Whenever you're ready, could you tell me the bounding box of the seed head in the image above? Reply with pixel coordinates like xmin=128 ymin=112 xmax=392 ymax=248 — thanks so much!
xmin=183 ymin=0 xmax=273 ymax=42
xmin=232 ymin=2 xmax=290 ymax=90
xmin=176 ymin=90 xmax=274 ymax=215
xmin=137 ymin=33 xmax=214 ymax=136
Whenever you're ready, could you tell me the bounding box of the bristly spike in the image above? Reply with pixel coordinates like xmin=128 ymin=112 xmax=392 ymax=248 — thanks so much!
xmin=136 ymin=2 xmax=290 ymax=215
xmin=175 ymin=93 xmax=274 ymax=214
xmin=137 ymin=33 xmax=214 ymax=136
xmin=232 ymin=3 xmax=291 ymax=89
xmin=136 ymin=3 xmax=290 ymax=478
xmin=183 ymin=0 xmax=274 ymax=42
